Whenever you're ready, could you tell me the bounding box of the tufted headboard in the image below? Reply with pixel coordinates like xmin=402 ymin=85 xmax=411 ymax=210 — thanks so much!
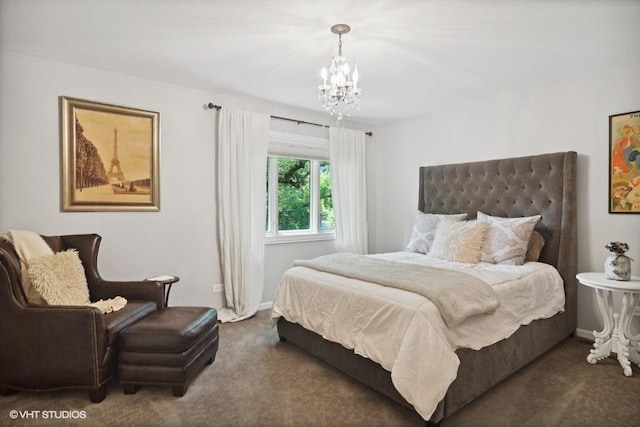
xmin=418 ymin=152 xmax=577 ymax=330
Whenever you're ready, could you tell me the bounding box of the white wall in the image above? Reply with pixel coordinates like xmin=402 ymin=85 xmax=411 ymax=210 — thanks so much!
xmin=370 ymin=65 xmax=640 ymax=334
xmin=5 ymin=48 xmax=636 ymax=334
xmin=0 ymin=51 xmax=374 ymax=309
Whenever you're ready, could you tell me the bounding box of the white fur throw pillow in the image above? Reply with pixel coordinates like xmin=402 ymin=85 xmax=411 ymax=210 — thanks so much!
xmin=478 ymin=212 xmax=541 ymax=265
xmin=428 ymin=219 xmax=489 ymax=263
xmin=27 ymin=249 xmax=90 ymax=306
xmin=406 ymin=212 xmax=468 ymax=254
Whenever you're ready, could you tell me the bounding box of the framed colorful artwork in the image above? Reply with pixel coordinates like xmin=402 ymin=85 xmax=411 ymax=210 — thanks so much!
xmin=609 ymin=110 xmax=640 ymax=213
xmin=60 ymin=96 xmax=160 ymax=211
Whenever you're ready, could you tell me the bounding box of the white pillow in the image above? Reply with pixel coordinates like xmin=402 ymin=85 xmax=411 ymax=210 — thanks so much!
xmin=478 ymin=212 xmax=541 ymax=265
xmin=428 ymin=219 xmax=489 ymax=263
xmin=27 ymin=249 xmax=90 ymax=306
xmin=406 ymin=212 xmax=468 ymax=254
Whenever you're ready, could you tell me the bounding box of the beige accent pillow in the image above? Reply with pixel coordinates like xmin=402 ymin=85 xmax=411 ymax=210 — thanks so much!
xmin=478 ymin=212 xmax=541 ymax=265
xmin=406 ymin=212 xmax=468 ymax=254
xmin=27 ymin=249 xmax=90 ymax=306
xmin=428 ymin=219 xmax=490 ymax=263
xmin=525 ymin=231 xmax=545 ymax=262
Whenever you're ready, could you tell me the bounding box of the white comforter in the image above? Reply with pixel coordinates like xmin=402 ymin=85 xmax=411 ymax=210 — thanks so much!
xmin=271 ymin=252 xmax=565 ymax=420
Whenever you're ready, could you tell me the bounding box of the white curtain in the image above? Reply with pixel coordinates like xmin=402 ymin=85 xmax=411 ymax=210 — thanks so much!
xmin=217 ymin=107 xmax=270 ymax=322
xmin=329 ymin=127 xmax=368 ymax=254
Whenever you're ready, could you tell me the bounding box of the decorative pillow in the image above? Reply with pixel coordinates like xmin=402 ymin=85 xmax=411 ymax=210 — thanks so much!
xmin=406 ymin=212 xmax=468 ymax=254
xmin=27 ymin=249 xmax=90 ymax=306
xmin=427 ymin=219 xmax=490 ymax=263
xmin=478 ymin=212 xmax=541 ymax=265
xmin=525 ymin=230 xmax=545 ymax=262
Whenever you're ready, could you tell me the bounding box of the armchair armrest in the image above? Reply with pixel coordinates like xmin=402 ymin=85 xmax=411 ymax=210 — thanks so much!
xmin=90 ymin=279 xmax=165 ymax=309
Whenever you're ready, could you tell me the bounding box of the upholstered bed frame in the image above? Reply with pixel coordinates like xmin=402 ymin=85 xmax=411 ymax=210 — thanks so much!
xmin=277 ymin=151 xmax=577 ymax=424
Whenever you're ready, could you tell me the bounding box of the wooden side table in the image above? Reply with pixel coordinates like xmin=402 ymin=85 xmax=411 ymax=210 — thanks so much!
xmin=576 ymin=272 xmax=640 ymax=376
xmin=145 ymin=275 xmax=180 ymax=307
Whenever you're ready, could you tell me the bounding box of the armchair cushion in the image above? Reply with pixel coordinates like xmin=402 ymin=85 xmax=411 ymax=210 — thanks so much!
xmin=104 ymin=301 xmax=158 ymax=346
xmin=28 ymin=249 xmax=89 ymax=306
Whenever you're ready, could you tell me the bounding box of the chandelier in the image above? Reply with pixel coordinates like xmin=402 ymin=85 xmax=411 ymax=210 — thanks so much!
xmin=318 ymin=24 xmax=361 ymax=120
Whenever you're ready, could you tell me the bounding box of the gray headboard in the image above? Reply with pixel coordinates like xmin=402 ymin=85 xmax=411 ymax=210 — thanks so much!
xmin=418 ymin=152 xmax=577 ymax=330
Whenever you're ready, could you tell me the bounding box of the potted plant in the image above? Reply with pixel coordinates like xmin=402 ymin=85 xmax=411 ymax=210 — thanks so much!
xmin=604 ymin=241 xmax=632 ymax=281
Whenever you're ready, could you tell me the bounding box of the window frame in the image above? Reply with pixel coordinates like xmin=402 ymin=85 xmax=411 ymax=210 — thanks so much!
xmin=265 ymin=131 xmax=335 ymax=245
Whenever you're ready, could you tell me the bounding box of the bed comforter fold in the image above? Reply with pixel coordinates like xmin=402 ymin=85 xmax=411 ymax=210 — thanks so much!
xmin=294 ymin=253 xmax=498 ymax=327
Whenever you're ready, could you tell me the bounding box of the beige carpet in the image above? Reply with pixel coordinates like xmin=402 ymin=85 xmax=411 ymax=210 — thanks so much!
xmin=1 ymin=309 xmax=640 ymax=427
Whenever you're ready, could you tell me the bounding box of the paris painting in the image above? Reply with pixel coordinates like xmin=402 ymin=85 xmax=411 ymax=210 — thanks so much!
xmin=60 ymin=97 xmax=160 ymax=211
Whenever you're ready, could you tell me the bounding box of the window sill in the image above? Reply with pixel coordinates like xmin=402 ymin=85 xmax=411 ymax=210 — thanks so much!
xmin=265 ymin=232 xmax=336 ymax=245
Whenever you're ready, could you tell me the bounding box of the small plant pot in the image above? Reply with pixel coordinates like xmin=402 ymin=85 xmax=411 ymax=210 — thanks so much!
xmin=604 ymin=252 xmax=632 ymax=281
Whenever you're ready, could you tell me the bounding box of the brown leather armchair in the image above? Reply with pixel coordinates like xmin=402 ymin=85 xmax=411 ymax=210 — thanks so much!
xmin=0 ymin=233 xmax=166 ymax=402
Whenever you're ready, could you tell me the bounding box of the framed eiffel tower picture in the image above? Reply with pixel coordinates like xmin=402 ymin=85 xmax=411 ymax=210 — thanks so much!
xmin=60 ymin=96 xmax=160 ymax=211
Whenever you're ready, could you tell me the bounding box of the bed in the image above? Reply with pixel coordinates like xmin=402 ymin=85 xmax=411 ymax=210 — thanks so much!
xmin=272 ymin=151 xmax=577 ymax=424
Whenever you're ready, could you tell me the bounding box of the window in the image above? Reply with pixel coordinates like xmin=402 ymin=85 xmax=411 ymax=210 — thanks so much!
xmin=266 ymin=132 xmax=335 ymax=244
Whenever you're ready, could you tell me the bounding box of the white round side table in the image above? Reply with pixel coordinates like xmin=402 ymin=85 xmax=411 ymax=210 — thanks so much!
xmin=576 ymin=272 xmax=640 ymax=376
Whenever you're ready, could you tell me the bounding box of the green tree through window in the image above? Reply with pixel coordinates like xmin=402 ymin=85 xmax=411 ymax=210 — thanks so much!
xmin=278 ymin=158 xmax=310 ymax=230
xmin=319 ymin=161 xmax=333 ymax=230
xmin=267 ymin=156 xmax=335 ymax=236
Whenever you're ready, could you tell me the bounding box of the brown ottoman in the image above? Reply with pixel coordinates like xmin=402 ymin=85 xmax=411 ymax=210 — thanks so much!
xmin=118 ymin=307 xmax=219 ymax=396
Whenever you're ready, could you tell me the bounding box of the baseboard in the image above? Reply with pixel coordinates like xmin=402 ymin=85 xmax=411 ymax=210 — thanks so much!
xmin=259 ymin=301 xmax=273 ymax=311
xmin=574 ymin=328 xmax=594 ymax=341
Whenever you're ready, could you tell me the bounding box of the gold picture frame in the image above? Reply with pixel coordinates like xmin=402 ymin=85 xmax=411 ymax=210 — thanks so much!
xmin=60 ymin=96 xmax=160 ymax=211
xmin=609 ymin=110 xmax=640 ymax=214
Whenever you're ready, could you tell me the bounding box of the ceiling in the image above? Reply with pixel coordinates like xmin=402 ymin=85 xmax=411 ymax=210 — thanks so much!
xmin=1 ymin=0 xmax=639 ymax=125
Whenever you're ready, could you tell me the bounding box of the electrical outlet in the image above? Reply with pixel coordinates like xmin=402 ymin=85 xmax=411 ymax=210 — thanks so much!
xmin=213 ymin=284 xmax=224 ymax=293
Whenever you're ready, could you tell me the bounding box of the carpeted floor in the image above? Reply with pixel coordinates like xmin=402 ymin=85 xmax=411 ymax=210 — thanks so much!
xmin=2 ymin=309 xmax=640 ymax=427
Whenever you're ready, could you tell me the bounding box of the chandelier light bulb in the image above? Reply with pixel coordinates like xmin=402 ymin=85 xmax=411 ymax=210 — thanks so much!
xmin=318 ymin=24 xmax=361 ymax=120
xmin=352 ymin=65 xmax=359 ymax=88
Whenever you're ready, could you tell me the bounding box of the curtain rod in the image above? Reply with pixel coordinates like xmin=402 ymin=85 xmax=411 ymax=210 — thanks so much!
xmin=207 ymin=103 xmax=373 ymax=137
